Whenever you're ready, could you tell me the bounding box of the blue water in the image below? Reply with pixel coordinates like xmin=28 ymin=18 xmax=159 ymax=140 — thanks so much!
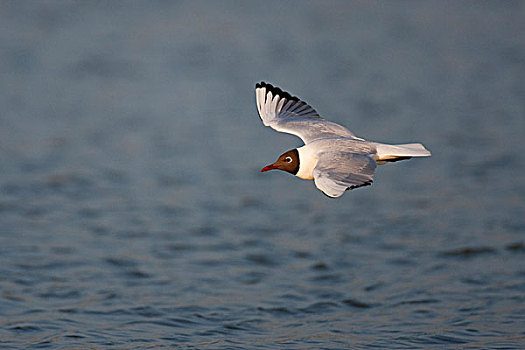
xmin=1 ymin=2 xmax=524 ymax=349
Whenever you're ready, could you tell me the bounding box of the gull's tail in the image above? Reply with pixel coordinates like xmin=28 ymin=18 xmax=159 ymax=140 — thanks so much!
xmin=373 ymin=142 xmax=431 ymax=164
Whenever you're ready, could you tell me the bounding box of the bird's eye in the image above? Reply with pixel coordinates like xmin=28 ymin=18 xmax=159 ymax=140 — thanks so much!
xmin=285 ymin=156 xmax=293 ymax=163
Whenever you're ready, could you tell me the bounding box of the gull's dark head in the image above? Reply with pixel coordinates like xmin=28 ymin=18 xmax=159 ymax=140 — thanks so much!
xmin=261 ymin=149 xmax=300 ymax=175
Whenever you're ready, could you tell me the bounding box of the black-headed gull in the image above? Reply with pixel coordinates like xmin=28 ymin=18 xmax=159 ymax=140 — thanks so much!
xmin=256 ymin=82 xmax=431 ymax=198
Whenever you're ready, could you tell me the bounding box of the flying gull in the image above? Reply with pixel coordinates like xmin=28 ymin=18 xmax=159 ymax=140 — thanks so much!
xmin=256 ymin=82 xmax=431 ymax=198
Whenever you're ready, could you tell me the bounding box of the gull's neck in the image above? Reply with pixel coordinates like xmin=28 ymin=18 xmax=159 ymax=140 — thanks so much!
xmin=296 ymin=145 xmax=318 ymax=180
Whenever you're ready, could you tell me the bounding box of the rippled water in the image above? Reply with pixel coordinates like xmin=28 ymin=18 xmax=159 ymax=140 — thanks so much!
xmin=1 ymin=2 xmax=524 ymax=349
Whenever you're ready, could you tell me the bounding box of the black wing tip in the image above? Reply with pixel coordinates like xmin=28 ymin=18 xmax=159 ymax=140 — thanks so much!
xmin=255 ymin=81 xmax=299 ymax=102
xmin=322 ymin=180 xmax=373 ymax=198
xmin=347 ymin=180 xmax=373 ymax=191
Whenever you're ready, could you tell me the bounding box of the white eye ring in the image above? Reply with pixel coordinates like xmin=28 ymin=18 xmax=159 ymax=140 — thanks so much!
xmin=285 ymin=156 xmax=293 ymax=163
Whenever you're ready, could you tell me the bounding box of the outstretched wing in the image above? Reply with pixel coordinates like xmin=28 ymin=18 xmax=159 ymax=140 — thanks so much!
xmin=313 ymin=152 xmax=377 ymax=198
xmin=255 ymin=82 xmax=359 ymax=144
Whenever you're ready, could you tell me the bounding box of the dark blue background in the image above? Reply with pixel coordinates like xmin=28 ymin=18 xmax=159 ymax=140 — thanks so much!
xmin=1 ymin=1 xmax=524 ymax=348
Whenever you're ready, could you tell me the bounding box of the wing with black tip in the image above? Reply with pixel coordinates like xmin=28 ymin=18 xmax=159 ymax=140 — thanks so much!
xmin=313 ymin=152 xmax=376 ymax=198
xmin=255 ymin=82 xmax=359 ymax=144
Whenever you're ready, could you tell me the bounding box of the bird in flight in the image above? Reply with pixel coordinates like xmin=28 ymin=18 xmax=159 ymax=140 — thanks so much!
xmin=256 ymin=82 xmax=431 ymax=198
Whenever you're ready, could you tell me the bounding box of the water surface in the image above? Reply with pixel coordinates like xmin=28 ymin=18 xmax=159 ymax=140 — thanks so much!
xmin=1 ymin=2 xmax=524 ymax=349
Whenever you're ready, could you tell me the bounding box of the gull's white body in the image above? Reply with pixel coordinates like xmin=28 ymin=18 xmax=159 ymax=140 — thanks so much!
xmin=295 ymin=138 xmax=373 ymax=180
xmin=255 ymin=82 xmax=431 ymax=198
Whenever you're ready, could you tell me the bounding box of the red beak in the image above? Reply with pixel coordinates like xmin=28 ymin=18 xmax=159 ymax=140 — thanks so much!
xmin=261 ymin=164 xmax=278 ymax=172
